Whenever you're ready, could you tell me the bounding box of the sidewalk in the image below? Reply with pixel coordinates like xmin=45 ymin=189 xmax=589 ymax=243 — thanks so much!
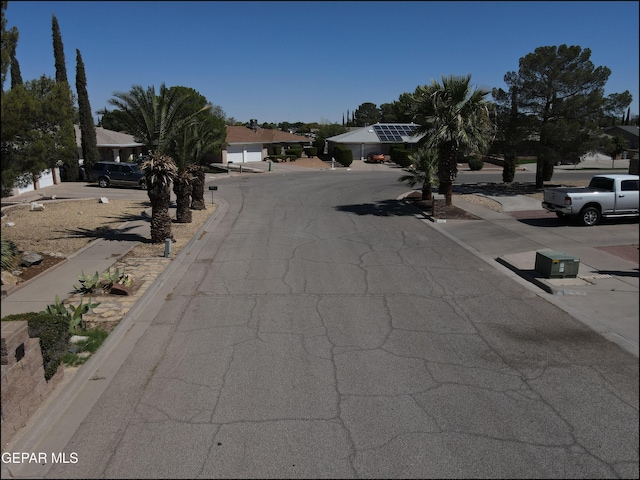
xmin=433 ymin=193 xmax=639 ymax=357
xmin=1 ymin=211 xmax=154 ymax=317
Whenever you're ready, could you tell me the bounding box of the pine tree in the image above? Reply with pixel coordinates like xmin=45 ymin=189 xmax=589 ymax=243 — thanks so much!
xmin=625 ymin=107 xmax=630 ymax=126
xmin=75 ymin=48 xmax=99 ymax=172
xmin=52 ymin=15 xmax=67 ymax=83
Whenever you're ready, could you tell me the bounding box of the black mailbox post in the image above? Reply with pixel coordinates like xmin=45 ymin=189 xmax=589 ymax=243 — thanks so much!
xmin=208 ymin=185 xmax=217 ymax=204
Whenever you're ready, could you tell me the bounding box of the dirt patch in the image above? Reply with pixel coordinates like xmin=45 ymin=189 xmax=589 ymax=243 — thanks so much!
xmin=9 ymin=254 xmax=66 ymax=283
xmin=1 ymin=199 xmax=217 ymax=290
xmin=404 ymin=193 xmax=480 ymax=220
xmin=280 ymin=156 xmax=332 ymax=169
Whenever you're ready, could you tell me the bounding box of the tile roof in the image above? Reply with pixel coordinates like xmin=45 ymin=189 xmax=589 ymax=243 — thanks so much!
xmin=74 ymin=125 xmax=144 ymax=148
xmin=225 ymin=126 xmax=311 ymax=144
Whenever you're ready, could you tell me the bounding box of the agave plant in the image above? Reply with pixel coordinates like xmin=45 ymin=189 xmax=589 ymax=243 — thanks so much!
xmin=67 ymin=296 xmax=101 ymax=333
xmin=101 ymin=267 xmax=133 ymax=289
xmin=1 ymin=238 xmax=20 ymax=271
xmin=74 ymin=270 xmax=101 ymax=293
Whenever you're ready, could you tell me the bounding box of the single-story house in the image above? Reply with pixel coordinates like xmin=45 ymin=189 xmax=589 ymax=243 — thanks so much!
xmin=603 ymin=125 xmax=639 ymax=151
xmin=222 ymin=125 xmax=312 ymax=164
xmin=326 ymin=123 xmax=425 ymax=161
xmin=74 ymin=125 xmax=146 ymax=163
xmin=5 ymin=126 xmax=146 ymax=197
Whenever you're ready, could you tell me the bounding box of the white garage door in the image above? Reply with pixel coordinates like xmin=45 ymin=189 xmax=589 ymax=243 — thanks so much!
xmin=227 ymin=144 xmax=263 ymax=163
xmin=38 ymin=169 xmax=55 ymax=188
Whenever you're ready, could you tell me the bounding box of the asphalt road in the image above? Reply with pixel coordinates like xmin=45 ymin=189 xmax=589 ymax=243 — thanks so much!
xmin=5 ymin=169 xmax=639 ymax=478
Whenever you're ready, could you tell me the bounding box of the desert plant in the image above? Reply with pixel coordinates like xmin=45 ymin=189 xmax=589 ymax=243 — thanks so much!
xmin=398 ymin=147 xmax=439 ymax=200
xmin=42 ymin=295 xmax=69 ymax=317
xmin=412 ymin=74 xmax=494 ymax=205
xmin=41 ymin=295 xmax=100 ymax=334
xmin=67 ymin=296 xmax=100 ymax=333
xmin=1 ymin=238 xmax=20 ymax=271
xmin=74 ymin=270 xmax=101 ymax=293
xmin=142 ymin=152 xmax=178 ymax=243
xmin=187 ymin=164 xmax=207 ymax=210
xmin=101 ymin=267 xmax=132 ymax=289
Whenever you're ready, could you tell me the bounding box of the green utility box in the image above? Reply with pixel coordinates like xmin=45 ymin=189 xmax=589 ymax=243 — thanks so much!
xmin=535 ymin=251 xmax=580 ymax=279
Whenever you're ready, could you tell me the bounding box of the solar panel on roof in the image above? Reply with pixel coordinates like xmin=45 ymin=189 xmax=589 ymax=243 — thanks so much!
xmin=372 ymin=124 xmax=419 ymax=142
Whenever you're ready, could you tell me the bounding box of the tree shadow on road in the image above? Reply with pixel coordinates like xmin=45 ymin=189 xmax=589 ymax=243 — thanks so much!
xmin=335 ymin=200 xmax=416 ymax=217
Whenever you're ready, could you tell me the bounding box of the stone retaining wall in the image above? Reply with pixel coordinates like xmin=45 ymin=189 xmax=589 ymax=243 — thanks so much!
xmin=1 ymin=321 xmax=64 ymax=451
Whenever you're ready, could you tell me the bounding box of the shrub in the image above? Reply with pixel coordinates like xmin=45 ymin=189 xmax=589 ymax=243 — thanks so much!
xmin=332 ymin=145 xmax=353 ymax=167
xmin=305 ymin=146 xmax=317 ymax=157
xmin=285 ymin=147 xmax=303 ymax=158
xmin=4 ymin=312 xmax=72 ymax=381
xmin=468 ymin=157 xmax=484 ymax=171
xmin=270 ymin=145 xmax=283 ymax=156
xmin=30 ymin=314 xmax=70 ymax=380
xmin=313 ymin=137 xmax=325 ymax=152
xmin=391 ymin=148 xmax=412 ymax=168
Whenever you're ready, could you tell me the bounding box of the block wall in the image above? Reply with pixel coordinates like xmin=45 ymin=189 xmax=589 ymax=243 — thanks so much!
xmin=1 ymin=321 xmax=64 ymax=450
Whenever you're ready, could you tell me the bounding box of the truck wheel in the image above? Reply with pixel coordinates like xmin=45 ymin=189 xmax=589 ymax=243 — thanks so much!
xmin=580 ymin=206 xmax=601 ymax=226
xmin=98 ymin=177 xmax=109 ymax=188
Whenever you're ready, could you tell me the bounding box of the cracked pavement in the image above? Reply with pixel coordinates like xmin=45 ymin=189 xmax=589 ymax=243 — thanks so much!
xmin=6 ymin=170 xmax=638 ymax=479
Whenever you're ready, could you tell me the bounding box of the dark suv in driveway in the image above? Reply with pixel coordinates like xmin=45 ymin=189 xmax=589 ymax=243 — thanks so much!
xmin=89 ymin=161 xmax=147 ymax=189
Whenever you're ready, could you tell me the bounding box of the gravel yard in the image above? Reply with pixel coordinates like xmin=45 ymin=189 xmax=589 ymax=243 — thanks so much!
xmin=0 ymin=166 xmax=589 ymax=284
xmin=1 ymin=199 xmax=217 ymax=285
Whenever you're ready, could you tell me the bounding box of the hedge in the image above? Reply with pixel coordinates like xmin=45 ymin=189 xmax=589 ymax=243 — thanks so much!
xmin=391 ymin=148 xmax=412 ymax=168
xmin=332 ymin=144 xmax=353 ymax=167
xmin=2 ymin=312 xmax=70 ymax=381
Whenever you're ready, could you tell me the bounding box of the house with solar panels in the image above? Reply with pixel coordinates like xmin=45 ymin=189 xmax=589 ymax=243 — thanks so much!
xmin=326 ymin=123 xmax=425 ymax=161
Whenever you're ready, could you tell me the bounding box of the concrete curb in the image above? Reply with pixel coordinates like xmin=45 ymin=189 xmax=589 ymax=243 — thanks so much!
xmin=1 ymin=199 xmax=229 ymax=465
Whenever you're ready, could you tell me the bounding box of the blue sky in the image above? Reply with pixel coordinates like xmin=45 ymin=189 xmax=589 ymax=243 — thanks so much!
xmin=4 ymin=1 xmax=639 ymax=124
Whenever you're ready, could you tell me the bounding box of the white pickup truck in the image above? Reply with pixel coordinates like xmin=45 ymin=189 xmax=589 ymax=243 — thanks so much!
xmin=542 ymin=174 xmax=639 ymax=226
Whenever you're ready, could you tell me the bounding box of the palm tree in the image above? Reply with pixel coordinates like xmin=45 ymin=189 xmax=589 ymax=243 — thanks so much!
xmin=188 ymin=164 xmax=207 ymax=211
xmin=141 ymin=152 xmax=177 ymax=243
xmin=171 ymin=116 xmax=222 ymax=218
xmin=398 ymin=146 xmax=439 ymax=201
xmin=108 ymin=84 xmax=210 ymax=235
xmin=412 ymin=75 xmax=495 ymax=205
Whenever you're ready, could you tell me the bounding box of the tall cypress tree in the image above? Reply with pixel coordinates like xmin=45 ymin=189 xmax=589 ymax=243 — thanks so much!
xmin=10 ymin=51 xmax=22 ymax=88
xmin=1 ymin=1 xmax=19 ymax=89
xmin=75 ymin=48 xmax=99 ymax=172
xmin=52 ymin=15 xmax=67 ymax=83
xmin=51 ymin=14 xmax=78 ymax=181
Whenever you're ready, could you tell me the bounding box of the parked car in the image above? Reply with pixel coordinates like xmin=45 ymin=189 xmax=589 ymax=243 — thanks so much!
xmin=88 ymin=161 xmax=147 ymax=189
xmin=542 ymin=174 xmax=639 ymax=226
xmin=367 ymin=152 xmax=386 ymax=163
